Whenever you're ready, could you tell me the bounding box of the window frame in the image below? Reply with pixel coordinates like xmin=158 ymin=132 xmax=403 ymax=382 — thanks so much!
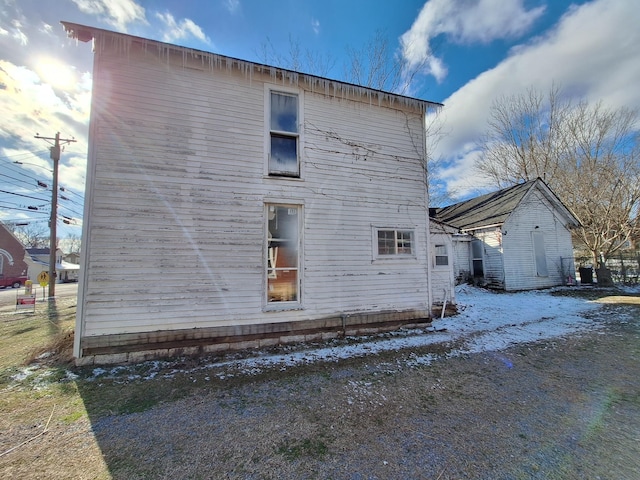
xmin=372 ymin=227 xmax=417 ymax=260
xmin=264 ymin=202 xmax=303 ymax=310
xmin=265 ymin=86 xmax=304 ymax=179
xmin=434 ymin=244 xmax=449 ymax=267
xmin=471 ymin=239 xmax=484 ymax=277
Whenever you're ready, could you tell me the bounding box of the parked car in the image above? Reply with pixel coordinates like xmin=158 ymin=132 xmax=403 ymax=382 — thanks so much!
xmin=0 ymin=275 xmax=29 ymax=288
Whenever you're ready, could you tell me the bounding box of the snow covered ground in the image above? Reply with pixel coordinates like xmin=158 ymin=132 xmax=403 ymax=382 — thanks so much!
xmin=88 ymin=285 xmax=629 ymax=381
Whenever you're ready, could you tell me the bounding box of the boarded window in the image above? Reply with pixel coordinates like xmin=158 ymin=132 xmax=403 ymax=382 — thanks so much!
xmin=532 ymin=230 xmax=548 ymax=276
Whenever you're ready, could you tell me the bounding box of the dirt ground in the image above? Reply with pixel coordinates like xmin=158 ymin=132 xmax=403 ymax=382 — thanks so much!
xmin=1 ymin=291 xmax=639 ymax=479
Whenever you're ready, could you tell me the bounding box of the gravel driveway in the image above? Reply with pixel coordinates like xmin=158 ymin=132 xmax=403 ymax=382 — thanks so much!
xmin=83 ymin=296 xmax=639 ymax=480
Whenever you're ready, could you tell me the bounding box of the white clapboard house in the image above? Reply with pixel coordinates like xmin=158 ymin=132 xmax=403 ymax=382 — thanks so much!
xmin=431 ymin=178 xmax=581 ymax=291
xmin=63 ymin=23 xmax=443 ymax=364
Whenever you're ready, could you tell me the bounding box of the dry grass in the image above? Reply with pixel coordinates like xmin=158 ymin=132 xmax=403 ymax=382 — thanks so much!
xmin=0 ymin=287 xmax=638 ymax=479
xmin=24 ymin=328 xmax=75 ymax=367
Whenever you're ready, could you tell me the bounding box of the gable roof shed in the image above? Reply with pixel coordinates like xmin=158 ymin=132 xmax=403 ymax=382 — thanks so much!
xmin=432 ymin=178 xmax=581 ymax=232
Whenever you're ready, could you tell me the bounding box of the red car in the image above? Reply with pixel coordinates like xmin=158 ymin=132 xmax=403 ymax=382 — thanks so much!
xmin=0 ymin=275 xmax=29 ymax=289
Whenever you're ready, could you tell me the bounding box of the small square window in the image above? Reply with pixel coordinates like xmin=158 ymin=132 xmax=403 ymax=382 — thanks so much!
xmin=376 ymin=229 xmax=414 ymax=257
xmin=435 ymin=244 xmax=448 ymax=266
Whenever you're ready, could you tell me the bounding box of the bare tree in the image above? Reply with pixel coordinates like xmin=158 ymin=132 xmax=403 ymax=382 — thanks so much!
xmin=476 ymin=86 xmax=640 ymax=267
xmin=477 ymin=85 xmax=572 ymax=187
xmin=9 ymin=223 xmax=50 ymax=249
xmin=61 ymin=233 xmax=82 ymax=254
xmin=257 ymin=36 xmax=335 ymax=77
xmin=344 ymin=29 xmax=431 ymax=96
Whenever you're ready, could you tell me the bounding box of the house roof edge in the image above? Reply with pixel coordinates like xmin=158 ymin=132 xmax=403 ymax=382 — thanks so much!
xmin=60 ymin=21 xmax=443 ymax=114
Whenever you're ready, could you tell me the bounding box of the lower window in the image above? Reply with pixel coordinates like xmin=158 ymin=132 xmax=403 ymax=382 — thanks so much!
xmin=375 ymin=228 xmax=415 ymax=257
xmin=267 ymin=204 xmax=300 ymax=303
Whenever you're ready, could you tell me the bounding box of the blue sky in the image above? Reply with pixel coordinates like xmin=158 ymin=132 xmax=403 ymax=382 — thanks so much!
xmin=1 ymin=0 xmax=638 ymax=243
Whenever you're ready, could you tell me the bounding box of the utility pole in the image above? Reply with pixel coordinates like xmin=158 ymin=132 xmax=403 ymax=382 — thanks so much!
xmin=34 ymin=132 xmax=76 ymax=298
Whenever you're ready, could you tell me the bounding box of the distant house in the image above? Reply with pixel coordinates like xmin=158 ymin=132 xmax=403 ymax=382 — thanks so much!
xmin=431 ymin=178 xmax=581 ymax=291
xmin=62 ymin=22 xmax=442 ymax=364
xmin=0 ymin=222 xmax=29 ymax=282
xmin=25 ymin=248 xmax=80 ymax=283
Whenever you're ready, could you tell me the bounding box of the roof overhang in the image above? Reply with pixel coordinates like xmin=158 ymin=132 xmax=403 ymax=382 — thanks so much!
xmin=61 ymin=21 xmax=443 ymax=115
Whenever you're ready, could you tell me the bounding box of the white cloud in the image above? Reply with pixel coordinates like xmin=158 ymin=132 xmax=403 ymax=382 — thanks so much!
xmin=155 ymin=12 xmax=211 ymax=45
xmin=71 ymin=0 xmax=146 ymax=30
xmin=401 ymin=0 xmax=545 ymax=81
xmin=225 ymin=0 xmax=241 ymax=14
xmin=10 ymin=19 xmax=28 ymax=46
xmin=433 ymin=0 xmax=640 ymax=198
xmin=311 ymin=18 xmax=320 ymax=35
xmin=0 ymin=59 xmax=90 ymax=192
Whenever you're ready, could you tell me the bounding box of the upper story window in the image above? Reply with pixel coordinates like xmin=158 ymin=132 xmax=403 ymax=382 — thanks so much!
xmin=269 ymin=91 xmax=299 ymax=177
xmin=376 ymin=229 xmax=414 ymax=257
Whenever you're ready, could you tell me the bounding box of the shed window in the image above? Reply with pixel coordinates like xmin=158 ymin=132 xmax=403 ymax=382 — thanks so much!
xmin=434 ymin=244 xmax=449 ymax=266
xmin=269 ymin=92 xmax=299 ymax=177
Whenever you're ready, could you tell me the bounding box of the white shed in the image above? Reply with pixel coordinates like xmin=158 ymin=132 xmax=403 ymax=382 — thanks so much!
xmin=63 ymin=23 xmax=443 ymax=364
xmin=432 ymin=179 xmax=581 ymax=291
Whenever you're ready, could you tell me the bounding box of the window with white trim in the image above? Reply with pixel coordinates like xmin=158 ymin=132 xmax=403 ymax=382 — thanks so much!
xmin=266 ymin=204 xmax=301 ymax=304
xmin=376 ymin=229 xmax=414 ymax=257
xmin=434 ymin=244 xmax=449 ymax=266
xmin=269 ymin=91 xmax=299 ymax=177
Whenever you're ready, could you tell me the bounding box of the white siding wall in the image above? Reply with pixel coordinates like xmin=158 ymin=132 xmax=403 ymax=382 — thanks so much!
xmin=79 ymin=43 xmax=430 ymax=337
xmin=502 ymin=189 xmax=575 ymax=291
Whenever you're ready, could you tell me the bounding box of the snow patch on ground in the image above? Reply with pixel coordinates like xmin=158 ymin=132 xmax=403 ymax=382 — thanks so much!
xmin=99 ymin=286 xmax=604 ymax=381
xmin=13 ymin=286 xmax=614 ymax=385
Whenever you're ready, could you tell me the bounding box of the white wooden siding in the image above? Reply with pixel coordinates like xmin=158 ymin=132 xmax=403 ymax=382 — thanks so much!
xmin=80 ymin=43 xmax=430 ymax=338
xmin=502 ymin=189 xmax=576 ymax=291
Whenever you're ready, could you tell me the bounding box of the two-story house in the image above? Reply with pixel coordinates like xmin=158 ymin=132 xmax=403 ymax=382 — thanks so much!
xmin=62 ymin=22 xmax=442 ymax=365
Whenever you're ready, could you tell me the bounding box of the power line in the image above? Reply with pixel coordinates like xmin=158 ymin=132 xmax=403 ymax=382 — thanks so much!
xmin=0 ymin=204 xmax=50 ymax=215
xmin=0 ymin=149 xmax=51 ymax=162
xmin=34 ymin=132 xmax=76 ymax=298
xmin=0 ymin=172 xmax=40 ymax=189
xmin=0 ymin=189 xmax=50 ymax=202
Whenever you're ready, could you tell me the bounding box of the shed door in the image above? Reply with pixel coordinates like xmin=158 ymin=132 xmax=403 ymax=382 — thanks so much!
xmin=532 ymin=231 xmax=549 ymax=277
xmin=471 ymin=240 xmax=484 ymax=278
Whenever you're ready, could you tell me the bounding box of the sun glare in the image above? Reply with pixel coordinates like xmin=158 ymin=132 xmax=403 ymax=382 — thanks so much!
xmin=33 ymin=56 xmax=77 ymax=90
